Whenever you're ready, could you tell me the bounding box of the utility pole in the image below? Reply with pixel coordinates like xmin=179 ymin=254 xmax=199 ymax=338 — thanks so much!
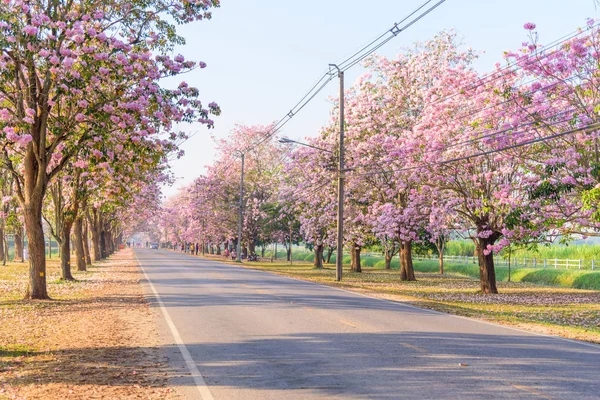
xmin=236 ymin=152 xmax=245 ymax=262
xmin=330 ymin=64 xmax=345 ymax=282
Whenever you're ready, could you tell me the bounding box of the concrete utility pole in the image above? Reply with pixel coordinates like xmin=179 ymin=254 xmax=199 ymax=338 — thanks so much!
xmin=236 ymin=152 xmax=245 ymax=262
xmin=330 ymin=64 xmax=345 ymax=282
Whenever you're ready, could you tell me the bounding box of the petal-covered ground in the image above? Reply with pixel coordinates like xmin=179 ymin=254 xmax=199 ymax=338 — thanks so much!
xmin=0 ymin=249 xmax=176 ymax=400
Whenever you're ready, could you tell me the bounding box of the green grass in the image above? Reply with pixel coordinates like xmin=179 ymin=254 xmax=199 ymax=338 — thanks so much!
xmin=0 ymin=344 xmax=35 ymax=357
xmin=259 ymin=247 xmax=600 ymax=291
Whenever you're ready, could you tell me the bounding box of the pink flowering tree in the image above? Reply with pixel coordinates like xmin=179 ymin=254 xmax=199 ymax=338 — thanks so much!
xmin=505 ymin=21 xmax=600 ymax=237
xmin=281 ymin=128 xmax=338 ymax=268
xmin=341 ymin=32 xmax=476 ymax=279
xmin=208 ymin=124 xmax=283 ymax=257
xmin=415 ymin=39 xmax=549 ymax=294
xmin=0 ymin=0 xmax=220 ymax=299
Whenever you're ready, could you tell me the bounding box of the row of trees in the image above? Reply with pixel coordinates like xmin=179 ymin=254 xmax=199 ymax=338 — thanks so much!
xmin=0 ymin=0 xmax=221 ymax=299
xmin=160 ymin=22 xmax=600 ymax=294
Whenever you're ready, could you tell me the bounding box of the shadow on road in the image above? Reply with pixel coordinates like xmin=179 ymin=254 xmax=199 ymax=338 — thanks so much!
xmin=3 ymin=331 xmax=598 ymax=399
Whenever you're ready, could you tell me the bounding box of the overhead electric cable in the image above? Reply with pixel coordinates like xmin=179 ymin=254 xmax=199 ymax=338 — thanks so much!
xmin=352 ymin=122 xmax=600 ymax=177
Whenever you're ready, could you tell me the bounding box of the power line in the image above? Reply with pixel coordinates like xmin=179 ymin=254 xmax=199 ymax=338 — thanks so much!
xmin=352 ymin=122 xmax=600 ymax=177
xmin=271 ymin=8 xmax=597 ymax=166
xmin=335 ymin=0 xmax=439 ymax=70
xmin=340 ymin=0 xmax=447 ymax=73
xmin=204 ymin=0 xmax=448 ymax=179
xmin=428 ymin=20 xmax=600 ymax=108
xmin=242 ymin=0 xmax=448 ymax=151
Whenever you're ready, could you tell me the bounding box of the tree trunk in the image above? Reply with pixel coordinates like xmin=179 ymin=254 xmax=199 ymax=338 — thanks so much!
xmin=59 ymin=222 xmax=75 ymax=281
xmin=88 ymin=211 xmax=101 ymax=261
xmin=400 ymin=240 xmax=416 ymax=281
xmin=286 ymin=246 xmax=291 ymax=262
xmin=248 ymin=240 xmax=256 ymax=255
xmin=216 ymin=244 xmax=221 ymax=255
xmin=384 ymin=247 xmax=393 ymax=270
xmin=24 ymin=208 xmax=50 ymax=299
xmin=385 ymin=255 xmax=392 ymax=270
xmin=82 ymin=219 xmax=92 ymax=265
xmin=100 ymin=230 xmax=106 ymax=259
xmin=476 ymin=236 xmax=499 ymax=294
xmin=350 ymin=244 xmax=362 ymax=273
xmin=73 ymin=217 xmax=86 ymax=272
xmin=242 ymin=245 xmax=248 ymax=258
xmin=437 ymin=239 xmax=445 ymax=274
xmin=0 ymin=226 xmax=4 ymax=264
xmin=107 ymin=230 xmax=114 ymax=256
xmin=14 ymin=229 xmax=24 ymax=262
xmin=326 ymin=246 xmax=334 ymax=264
xmin=2 ymin=232 xmax=7 ymax=266
xmin=313 ymin=244 xmax=324 ymax=269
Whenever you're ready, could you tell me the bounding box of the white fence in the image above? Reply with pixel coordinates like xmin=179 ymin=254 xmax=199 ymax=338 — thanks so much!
xmin=413 ymin=255 xmax=598 ymax=270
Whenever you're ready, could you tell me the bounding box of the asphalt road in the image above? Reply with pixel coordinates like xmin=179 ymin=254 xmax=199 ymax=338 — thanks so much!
xmin=136 ymin=248 xmax=600 ymax=400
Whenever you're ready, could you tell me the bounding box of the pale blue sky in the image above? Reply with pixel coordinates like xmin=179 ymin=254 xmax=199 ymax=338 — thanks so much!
xmin=162 ymin=0 xmax=600 ymax=197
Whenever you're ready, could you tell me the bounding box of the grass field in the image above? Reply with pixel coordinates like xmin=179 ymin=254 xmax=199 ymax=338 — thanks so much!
xmin=197 ymin=254 xmax=600 ymax=344
xmin=264 ymin=240 xmax=600 ymax=262
xmin=261 ymin=249 xmax=600 ymax=290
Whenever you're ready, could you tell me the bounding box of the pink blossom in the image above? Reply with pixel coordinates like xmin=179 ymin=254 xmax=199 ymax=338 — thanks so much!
xmin=23 ymin=25 xmax=38 ymax=36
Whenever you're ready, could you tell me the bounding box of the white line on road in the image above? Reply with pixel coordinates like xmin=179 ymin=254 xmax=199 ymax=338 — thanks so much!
xmin=135 ymin=252 xmax=215 ymax=400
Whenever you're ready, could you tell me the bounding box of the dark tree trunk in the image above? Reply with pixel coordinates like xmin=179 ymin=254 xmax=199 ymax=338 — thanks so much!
xmin=82 ymin=219 xmax=92 ymax=265
xmin=248 ymin=240 xmax=255 ymax=255
xmin=100 ymin=230 xmax=106 ymax=259
xmin=385 ymin=255 xmax=392 ymax=270
xmin=73 ymin=217 xmax=86 ymax=272
xmin=313 ymin=244 xmax=324 ymax=269
xmin=24 ymin=208 xmax=49 ymax=299
xmin=0 ymin=226 xmax=4 ymax=264
xmin=286 ymin=246 xmax=291 ymax=262
xmin=261 ymin=246 xmax=265 ymax=257
xmin=325 ymin=246 xmax=334 ymax=264
xmin=107 ymin=231 xmax=114 ymax=255
xmin=59 ymin=222 xmax=74 ymax=281
xmin=88 ymin=211 xmax=101 ymax=262
xmin=400 ymin=240 xmax=416 ymax=281
xmin=437 ymin=239 xmax=445 ymax=274
xmin=216 ymin=245 xmax=221 ymax=255
xmin=14 ymin=229 xmax=24 ymax=262
xmin=476 ymin=236 xmax=499 ymax=294
xmin=1 ymin=232 xmax=7 ymax=266
xmin=351 ymin=244 xmax=362 ymax=273
xmin=384 ymin=247 xmax=394 ymax=270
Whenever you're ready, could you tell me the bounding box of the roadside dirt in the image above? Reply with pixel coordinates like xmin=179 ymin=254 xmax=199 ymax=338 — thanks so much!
xmin=0 ymin=249 xmax=178 ymax=400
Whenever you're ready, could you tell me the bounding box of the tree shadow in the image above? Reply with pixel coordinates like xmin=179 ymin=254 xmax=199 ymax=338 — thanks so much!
xmin=3 ymin=331 xmax=599 ymax=399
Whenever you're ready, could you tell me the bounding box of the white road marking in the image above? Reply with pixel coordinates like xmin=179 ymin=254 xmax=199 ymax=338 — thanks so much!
xmin=135 ymin=252 xmax=215 ymax=400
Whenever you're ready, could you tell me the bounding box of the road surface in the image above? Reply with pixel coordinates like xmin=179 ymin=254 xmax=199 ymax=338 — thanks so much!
xmin=136 ymin=248 xmax=600 ymax=399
